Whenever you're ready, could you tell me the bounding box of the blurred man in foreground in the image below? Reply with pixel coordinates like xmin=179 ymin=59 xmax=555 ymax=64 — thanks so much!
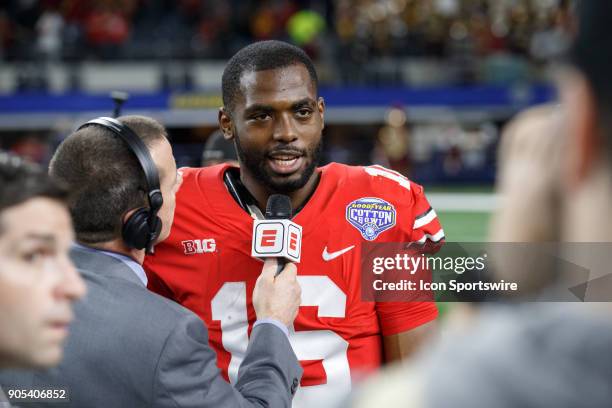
xmin=0 ymin=116 xmax=302 ymax=407
xmin=0 ymin=153 xmax=86 ymax=405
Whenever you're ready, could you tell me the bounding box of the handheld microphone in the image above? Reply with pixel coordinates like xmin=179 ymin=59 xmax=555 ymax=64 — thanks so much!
xmin=251 ymin=194 xmax=302 ymax=276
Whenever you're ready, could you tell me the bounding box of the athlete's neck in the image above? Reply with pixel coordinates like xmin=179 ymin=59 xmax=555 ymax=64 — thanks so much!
xmin=239 ymin=168 xmax=320 ymax=215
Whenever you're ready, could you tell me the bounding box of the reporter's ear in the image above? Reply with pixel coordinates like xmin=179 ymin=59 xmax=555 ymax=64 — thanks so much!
xmin=560 ymin=69 xmax=600 ymax=188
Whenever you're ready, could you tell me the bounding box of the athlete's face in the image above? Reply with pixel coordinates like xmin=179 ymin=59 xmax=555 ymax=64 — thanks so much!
xmin=220 ymin=64 xmax=325 ymax=194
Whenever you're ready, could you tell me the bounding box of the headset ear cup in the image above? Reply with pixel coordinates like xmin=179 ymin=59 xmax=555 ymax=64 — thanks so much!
xmin=149 ymin=215 xmax=162 ymax=244
xmin=122 ymin=208 xmax=151 ymax=250
xmin=149 ymin=191 xmax=163 ymax=211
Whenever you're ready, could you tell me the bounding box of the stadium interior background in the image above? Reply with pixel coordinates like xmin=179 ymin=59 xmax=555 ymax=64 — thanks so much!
xmin=0 ymin=0 xmax=572 ymax=244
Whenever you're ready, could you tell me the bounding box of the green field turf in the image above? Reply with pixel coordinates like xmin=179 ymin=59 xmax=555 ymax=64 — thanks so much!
xmin=437 ymin=211 xmax=491 ymax=242
xmin=434 ymin=210 xmax=491 ymax=316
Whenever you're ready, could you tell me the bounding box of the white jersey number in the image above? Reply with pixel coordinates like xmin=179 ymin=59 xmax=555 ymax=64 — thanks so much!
xmin=212 ymin=276 xmax=349 ymax=408
xmin=365 ymin=165 xmax=411 ymax=191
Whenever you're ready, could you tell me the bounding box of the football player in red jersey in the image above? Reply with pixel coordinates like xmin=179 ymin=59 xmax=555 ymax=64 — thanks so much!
xmin=145 ymin=40 xmax=444 ymax=407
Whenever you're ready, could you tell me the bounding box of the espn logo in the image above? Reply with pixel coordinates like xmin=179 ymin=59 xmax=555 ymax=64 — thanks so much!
xmin=260 ymin=229 xmax=278 ymax=247
xmin=252 ymin=220 xmax=301 ymax=262
xmin=259 ymin=228 xmax=299 ymax=251
xmin=289 ymin=232 xmax=299 ymax=252
xmin=182 ymin=239 xmax=216 ymax=255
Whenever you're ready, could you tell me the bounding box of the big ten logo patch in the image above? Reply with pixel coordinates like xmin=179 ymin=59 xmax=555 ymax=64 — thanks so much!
xmin=182 ymin=239 xmax=217 ymax=255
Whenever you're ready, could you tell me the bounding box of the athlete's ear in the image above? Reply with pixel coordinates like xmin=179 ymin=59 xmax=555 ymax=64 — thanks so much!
xmin=219 ymin=107 xmax=234 ymax=141
xmin=318 ymin=96 xmax=325 ymax=130
xmin=560 ymin=68 xmax=599 ymax=188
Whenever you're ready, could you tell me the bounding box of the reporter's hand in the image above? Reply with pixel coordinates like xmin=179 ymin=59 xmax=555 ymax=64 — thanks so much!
xmin=253 ymin=259 xmax=301 ymax=328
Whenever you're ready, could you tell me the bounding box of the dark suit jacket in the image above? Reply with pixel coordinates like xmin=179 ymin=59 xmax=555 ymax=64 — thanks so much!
xmin=0 ymin=246 xmax=302 ymax=407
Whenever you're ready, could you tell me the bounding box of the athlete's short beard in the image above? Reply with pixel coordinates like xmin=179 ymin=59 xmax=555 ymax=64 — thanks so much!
xmin=234 ymin=137 xmax=322 ymax=194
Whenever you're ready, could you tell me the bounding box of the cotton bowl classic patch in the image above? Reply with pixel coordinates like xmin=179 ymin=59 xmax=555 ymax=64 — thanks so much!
xmin=346 ymin=197 xmax=396 ymax=240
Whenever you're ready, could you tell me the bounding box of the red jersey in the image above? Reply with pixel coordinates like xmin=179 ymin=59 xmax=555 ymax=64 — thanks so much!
xmin=145 ymin=163 xmax=443 ymax=407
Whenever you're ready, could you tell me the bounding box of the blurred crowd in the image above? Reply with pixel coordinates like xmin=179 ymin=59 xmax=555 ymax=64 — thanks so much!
xmin=1 ymin=0 xmax=572 ymax=82
xmin=0 ymin=0 xmax=327 ymax=61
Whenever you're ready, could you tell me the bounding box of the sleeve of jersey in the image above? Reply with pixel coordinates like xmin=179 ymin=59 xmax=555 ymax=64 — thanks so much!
xmin=375 ymin=182 xmax=441 ymax=337
xmin=410 ymin=185 xmax=445 ymax=246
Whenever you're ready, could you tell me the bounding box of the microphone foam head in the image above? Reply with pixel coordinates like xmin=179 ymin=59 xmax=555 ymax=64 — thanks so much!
xmin=265 ymin=194 xmax=292 ymax=219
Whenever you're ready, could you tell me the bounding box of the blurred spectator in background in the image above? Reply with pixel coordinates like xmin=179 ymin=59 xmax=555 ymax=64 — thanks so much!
xmin=0 ymin=152 xmax=85 ymax=371
xmin=250 ymin=0 xmax=296 ymax=41
xmin=371 ymin=107 xmax=412 ymax=175
xmin=8 ymin=134 xmax=49 ymax=165
xmin=287 ymin=7 xmax=326 ymax=57
xmin=84 ymin=2 xmax=132 ymax=59
xmin=201 ymin=129 xmax=238 ymax=167
xmin=35 ymin=4 xmax=63 ymax=61
xmin=0 ymin=10 xmax=10 ymax=60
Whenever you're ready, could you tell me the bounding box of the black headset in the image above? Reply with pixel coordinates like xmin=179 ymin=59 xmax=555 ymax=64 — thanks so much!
xmin=77 ymin=117 xmax=163 ymax=254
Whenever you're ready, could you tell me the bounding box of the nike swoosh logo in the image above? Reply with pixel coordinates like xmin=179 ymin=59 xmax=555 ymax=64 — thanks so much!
xmin=322 ymin=245 xmax=355 ymax=261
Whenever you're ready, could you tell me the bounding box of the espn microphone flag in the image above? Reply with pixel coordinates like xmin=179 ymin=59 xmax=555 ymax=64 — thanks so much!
xmin=251 ymin=219 xmax=302 ymax=262
xmin=251 ymin=194 xmax=302 ymax=263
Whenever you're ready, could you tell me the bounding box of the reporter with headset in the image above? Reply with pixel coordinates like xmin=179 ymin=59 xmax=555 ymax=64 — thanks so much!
xmin=0 ymin=115 xmax=302 ymax=407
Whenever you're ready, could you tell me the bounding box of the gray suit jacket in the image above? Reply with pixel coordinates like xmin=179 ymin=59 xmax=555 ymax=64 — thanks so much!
xmin=0 ymin=387 xmax=12 ymax=408
xmin=0 ymin=247 xmax=302 ymax=407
